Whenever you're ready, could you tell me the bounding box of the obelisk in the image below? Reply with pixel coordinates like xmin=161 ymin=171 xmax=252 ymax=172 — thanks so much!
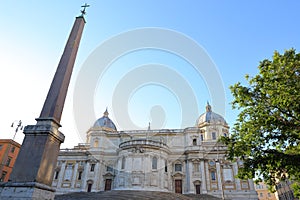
xmin=0 ymin=5 xmax=87 ymax=200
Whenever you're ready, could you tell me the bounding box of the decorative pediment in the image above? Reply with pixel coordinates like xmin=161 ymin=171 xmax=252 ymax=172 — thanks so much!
xmin=191 ymin=158 xmax=201 ymax=163
xmin=103 ymin=172 xmax=114 ymax=178
xmin=87 ymin=158 xmax=99 ymax=163
xmin=193 ymin=180 xmax=201 ymax=185
xmin=172 ymin=172 xmax=185 ymax=178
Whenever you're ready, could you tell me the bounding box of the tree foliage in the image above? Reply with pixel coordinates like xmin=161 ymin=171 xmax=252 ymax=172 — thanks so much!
xmin=221 ymin=49 xmax=300 ymax=196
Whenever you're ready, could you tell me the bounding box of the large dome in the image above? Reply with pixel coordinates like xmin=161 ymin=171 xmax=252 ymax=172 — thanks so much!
xmin=196 ymin=103 xmax=227 ymax=126
xmin=93 ymin=109 xmax=117 ymax=131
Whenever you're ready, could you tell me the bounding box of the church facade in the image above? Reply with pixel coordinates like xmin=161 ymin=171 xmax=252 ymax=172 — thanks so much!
xmin=51 ymin=104 xmax=258 ymax=199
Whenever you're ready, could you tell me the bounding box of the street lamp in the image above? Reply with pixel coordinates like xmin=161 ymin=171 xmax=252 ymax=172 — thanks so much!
xmin=11 ymin=120 xmax=23 ymax=141
xmin=0 ymin=120 xmax=23 ymax=181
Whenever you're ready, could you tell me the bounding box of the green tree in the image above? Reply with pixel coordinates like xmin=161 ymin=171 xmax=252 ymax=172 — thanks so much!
xmin=222 ymin=49 xmax=300 ymax=196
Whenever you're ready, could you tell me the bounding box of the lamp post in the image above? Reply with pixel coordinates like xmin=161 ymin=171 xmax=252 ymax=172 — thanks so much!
xmin=11 ymin=120 xmax=23 ymax=141
xmin=0 ymin=120 xmax=23 ymax=181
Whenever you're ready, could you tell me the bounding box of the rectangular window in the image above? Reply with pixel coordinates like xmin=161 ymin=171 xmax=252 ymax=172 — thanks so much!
xmin=175 ymin=164 xmax=182 ymax=172
xmin=0 ymin=144 xmax=3 ymax=150
xmin=260 ymin=193 xmax=263 ymax=197
xmin=78 ymin=171 xmax=82 ymax=180
xmin=193 ymin=163 xmax=199 ymax=172
xmin=10 ymin=146 xmax=15 ymax=153
xmin=54 ymin=171 xmax=59 ymax=180
xmin=0 ymin=171 xmax=7 ymax=182
xmin=90 ymin=164 xmax=95 ymax=172
xmin=107 ymin=166 xmax=113 ymax=172
xmin=200 ymin=134 xmax=204 ymax=141
xmin=212 ymin=132 xmax=216 ymax=140
xmin=6 ymin=157 xmax=12 ymax=167
xmin=121 ymin=157 xmax=126 ymax=169
xmin=152 ymin=157 xmax=158 ymax=170
xmin=193 ymin=139 xmax=197 ymax=145
xmin=164 ymin=160 xmax=168 ymax=172
xmin=211 ymin=171 xmax=216 ymax=181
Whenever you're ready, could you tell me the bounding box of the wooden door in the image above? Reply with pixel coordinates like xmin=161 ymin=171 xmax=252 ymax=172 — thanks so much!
xmin=105 ymin=179 xmax=112 ymax=191
xmin=175 ymin=180 xmax=182 ymax=193
xmin=196 ymin=184 xmax=201 ymax=194
xmin=87 ymin=183 xmax=92 ymax=192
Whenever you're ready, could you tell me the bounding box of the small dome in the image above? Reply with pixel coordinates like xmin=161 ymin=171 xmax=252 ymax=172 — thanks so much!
xmin=93 ymin=109 xmax=117 ymax=131
xmin=196 ymin=102 xmax=227 ymax=126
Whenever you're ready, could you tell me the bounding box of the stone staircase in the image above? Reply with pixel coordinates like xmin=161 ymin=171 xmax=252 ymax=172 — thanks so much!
xmin=54 ymin=190 xmax=221 ymax=200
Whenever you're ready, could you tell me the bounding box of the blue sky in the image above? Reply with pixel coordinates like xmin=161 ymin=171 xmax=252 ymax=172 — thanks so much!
xmin=1 ymin=1 xmax=300 ymax=148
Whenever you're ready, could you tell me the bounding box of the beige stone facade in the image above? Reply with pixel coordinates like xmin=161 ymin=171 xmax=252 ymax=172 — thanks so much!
xmin=52 ymin=104 xmax=258 ymax=199
xmin=255 ymin=182 xmax=276 ymax=200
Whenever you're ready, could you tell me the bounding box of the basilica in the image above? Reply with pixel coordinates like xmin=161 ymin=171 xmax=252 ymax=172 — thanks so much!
xmin=51 ymin=103 xmax=258 ymax=199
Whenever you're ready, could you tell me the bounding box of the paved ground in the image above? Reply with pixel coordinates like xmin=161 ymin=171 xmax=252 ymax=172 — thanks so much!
xmin=54 ymin=190 xmax=222 ymax=200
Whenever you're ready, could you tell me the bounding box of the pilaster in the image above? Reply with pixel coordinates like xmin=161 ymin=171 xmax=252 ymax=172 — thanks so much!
xmin=200 ymin=160 xmax=207 ymax=193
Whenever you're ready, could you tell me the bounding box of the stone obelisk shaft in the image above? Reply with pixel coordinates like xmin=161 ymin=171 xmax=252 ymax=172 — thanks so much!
xmin=39 ymin=16 xmax=85 ymax=124
xmin=0 ymin=16 xmax=86 ymax=200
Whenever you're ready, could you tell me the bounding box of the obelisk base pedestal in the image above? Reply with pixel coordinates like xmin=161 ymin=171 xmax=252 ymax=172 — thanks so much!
xmin=0 ymin=182 xmax=55 ymax=200
xmin=0 ymin=118 xmax=65 ymax=200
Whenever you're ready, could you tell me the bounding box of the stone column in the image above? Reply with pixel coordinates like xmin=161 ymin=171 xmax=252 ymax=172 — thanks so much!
xmin=57 ymin=161 xmax=66 ymax=189
xmin=233 ymin=162 xmax=241 ymax=190
xmin=200 ymin=160 xmax=207 ymax=194
xmin=94 ymin=162 xmax=100 ymax=190
xmin=248 ymin=179 xmax=255 ymax=190
xmin=71 ymin=162 xmax=79 ymax=188
xmin=205 ymin=161 xmax=210 ymax=191
xmin=188 ymin=161 xmax=193 ymax=193
xmin=216 ymin=161 xmax=223 ymax=198
xmin=82 ymin=162 xmax=90 ymax=191
xmin=185 ymin=160 xmax=190 ymax=193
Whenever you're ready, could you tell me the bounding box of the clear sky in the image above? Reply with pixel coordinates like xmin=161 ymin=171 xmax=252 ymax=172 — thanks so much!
xmin=1 ymin=1 xmax=300 ymax=148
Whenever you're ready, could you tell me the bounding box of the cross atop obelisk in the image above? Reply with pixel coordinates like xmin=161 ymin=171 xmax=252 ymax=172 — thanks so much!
xmin=0 ymin=5 xmax=88 ymax=200
xmin=80 ymin=3 xmax=90 ymax=16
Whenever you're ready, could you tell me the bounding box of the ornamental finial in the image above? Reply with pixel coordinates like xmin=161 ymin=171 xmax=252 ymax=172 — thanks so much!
xmin=104 ymin=107 xmax=109 ymax=117
xmin=206 ymin=101 xmax=212 ymax=112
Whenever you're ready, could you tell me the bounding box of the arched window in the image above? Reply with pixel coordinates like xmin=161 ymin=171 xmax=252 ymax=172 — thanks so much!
xmin=193 ymin=138 xmax=197 ymax=146
xmin=121 ymin=157 xmax=126 ymax=169
xmin=152 ymin=157 xmax=158 ymax=170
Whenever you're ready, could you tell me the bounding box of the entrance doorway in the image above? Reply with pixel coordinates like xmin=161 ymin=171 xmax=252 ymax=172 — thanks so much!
xmin=195 ymin=184 xmax=201 ymax=194
xmin=175 ymin=180 xmax=182 ymax=193
xmin=105 ymin=179 xmax=112 ymax=191
xmin=87 ymin=183 xmax=92 ymax=192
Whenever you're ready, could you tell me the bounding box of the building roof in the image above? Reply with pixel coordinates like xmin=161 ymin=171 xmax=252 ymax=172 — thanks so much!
xmin=196 ymin=102 xmax=227 ymax=127
xmin=93 ymin=109 xmax=117 ymax=131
